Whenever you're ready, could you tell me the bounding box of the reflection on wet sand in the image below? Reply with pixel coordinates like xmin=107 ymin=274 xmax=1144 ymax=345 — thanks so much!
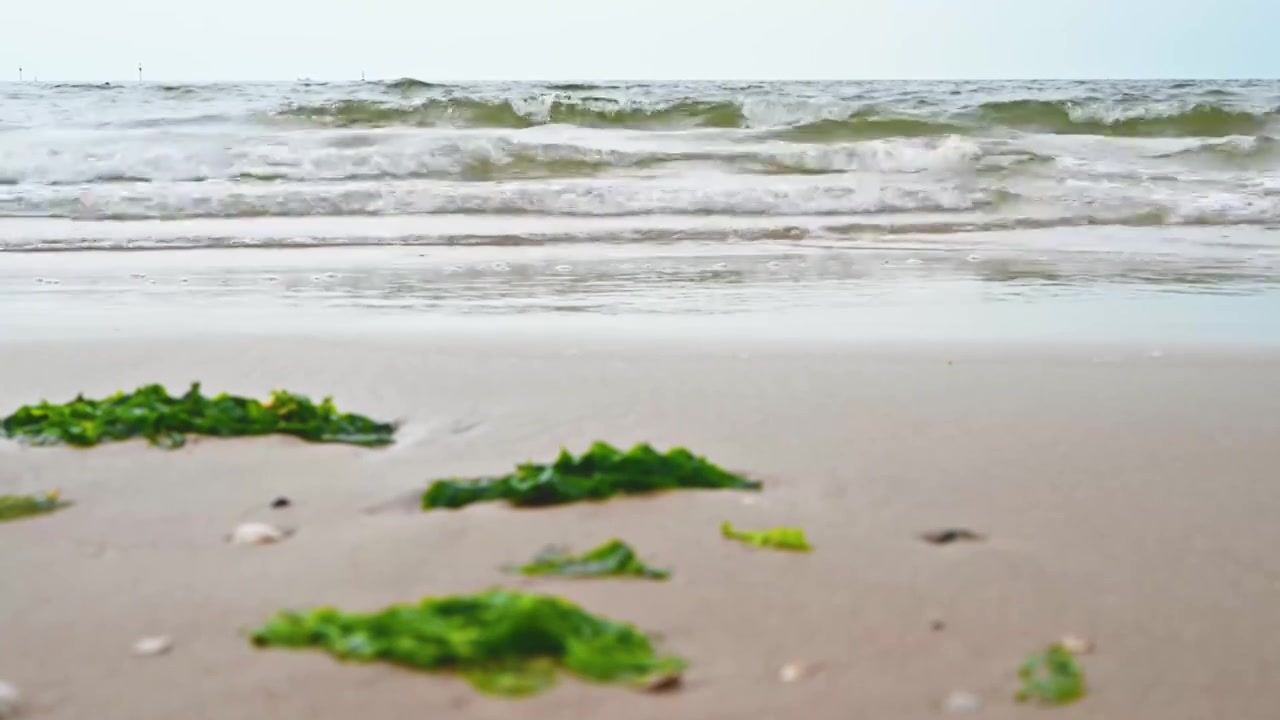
xmin=3 ymin=229 xmax=1279 ymax=344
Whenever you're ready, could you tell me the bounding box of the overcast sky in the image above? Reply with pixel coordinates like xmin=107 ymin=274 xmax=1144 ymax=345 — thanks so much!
xmin=5 ymin=0 xmax=1277 ymax=82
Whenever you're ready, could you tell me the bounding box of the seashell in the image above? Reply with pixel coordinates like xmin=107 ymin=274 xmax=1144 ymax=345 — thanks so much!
xmin=228 ymin=522 xmax=290 ymax=545
xmin=944 ymin=690 xmax=982 ymax=713
xmin=778 ymin=661 xmax=821 ymax=683
xmin=1059 ymin=634 xmax=1095 ymax=655
xmin=132 ymin=636 xmax=173 ymax=656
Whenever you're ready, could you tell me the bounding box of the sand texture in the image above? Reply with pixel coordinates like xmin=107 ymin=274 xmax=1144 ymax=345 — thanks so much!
xmin=3 ymin=336 xmax=1280 ymax=719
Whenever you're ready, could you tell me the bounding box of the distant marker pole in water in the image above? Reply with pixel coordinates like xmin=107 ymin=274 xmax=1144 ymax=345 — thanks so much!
xmin=138 ymin=63 xmax=143 ymax=81
xmin=17 ymin=66 xmax=21 ymax=81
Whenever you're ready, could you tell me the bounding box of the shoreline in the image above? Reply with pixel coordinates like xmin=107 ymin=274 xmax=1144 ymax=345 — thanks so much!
xmin=4 ymin=239 xmax=1280 ymax=348
xmin=3 ymin=333 xmax=1279 ymax=719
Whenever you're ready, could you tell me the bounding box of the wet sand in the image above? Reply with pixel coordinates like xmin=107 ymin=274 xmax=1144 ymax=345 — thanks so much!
xmin=2 ymin=334 xmax=1279 ymax=719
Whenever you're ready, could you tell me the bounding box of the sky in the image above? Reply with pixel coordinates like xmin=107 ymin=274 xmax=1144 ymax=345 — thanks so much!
xmin=4 ymin=0 xmax=1278 ymax=82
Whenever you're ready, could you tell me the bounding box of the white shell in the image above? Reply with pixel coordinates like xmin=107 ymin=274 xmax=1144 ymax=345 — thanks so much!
xmin=778 ymin=662 xmax=819 ymax=683
xmin=944 ymin=690 xmax=982 ymax=713
xmin=229 ymin=522 xmax=289 ymax=545
xmin=1059 ymin=634 xmax=1094 ymax=655
xmin=132 ymin=636 xmax=173 ymax=656
xmin=0 ymin=681 xmax=19 ymax=720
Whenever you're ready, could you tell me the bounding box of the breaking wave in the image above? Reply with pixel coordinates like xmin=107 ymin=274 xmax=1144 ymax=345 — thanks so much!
xmin=383 ymin=77 xmax=449 ymax=92
xmin=973 ymin=100 xmax=1278 ymax=137
xmin=276 ymin=96 xmax=1279 ymax=138
xmin=280 ymin=98 xmax=746 ymax=129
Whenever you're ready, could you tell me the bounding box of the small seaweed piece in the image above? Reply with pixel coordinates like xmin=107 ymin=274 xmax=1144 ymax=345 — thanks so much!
xmin=720 ymin=521 xmax=812 ymax=552
xmin=0 ymin=491 xmax=67 ymax=523
xmin=513 ymin=540 xmax=670 ymax=579
xmin=1016 ymin=643 xmax=1087 ymax=706
xmin=1 ymin=383 xmax=396 ymax=449
xmin=422 ymin=441 xmax=760 ymax=510
xmin=250 ymin=589 xmax=684 ymax=697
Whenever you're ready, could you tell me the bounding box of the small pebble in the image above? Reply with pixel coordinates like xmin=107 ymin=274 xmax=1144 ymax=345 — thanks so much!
xmin=642 ymin=671 xmax=683 ymax=693
xmin=920 ymin=528 xmax=985 ymax=545
xmin=270 ymin=497 xmax=292 ymax=509
xmin=229 ymin=522 xmax=290 ymax=545
xmin=0 ymin=681 xmax=19 ymax=719
xmin=132 ymin=636 xmax=173 ymax=657
xmin=944 ymin=690 xmax=982 ymax=713
xmin=1059 ymin=634 xmax=1094 ymax=655
xmin=930 ymin=617 xmax=947 ymax=632
xmin=778 ymin=661 xmax=821 ymax=683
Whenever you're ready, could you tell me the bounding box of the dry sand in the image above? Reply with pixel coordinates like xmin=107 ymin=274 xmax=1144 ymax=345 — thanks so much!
xmin=2 ymin=334 xmax=1280 ymax=719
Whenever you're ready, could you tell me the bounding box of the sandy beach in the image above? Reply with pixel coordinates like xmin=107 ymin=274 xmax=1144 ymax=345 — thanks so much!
xmin=3 ymin=333 xmax=1279 ymax=719
xmin=4 ymin=77 xmax=1280 ymax=719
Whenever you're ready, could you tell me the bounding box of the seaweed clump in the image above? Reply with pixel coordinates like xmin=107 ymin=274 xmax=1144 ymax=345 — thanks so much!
xmin=250 ymin=589 xmax=683 ymax=696
xmin=513 ymin=540 xmax=670 ymax=579
xmin=1016 ymin=643 xmax=1087 ymax=705
xmin=0 ymin=491 xmax=67 ymax=523
xmin=1 ymin=383 xmax=396 ymax=449
xmin=720 ymin=521 xmax=812 ymax=552
xmin=422 ymin=441 xmax=760 ymax=510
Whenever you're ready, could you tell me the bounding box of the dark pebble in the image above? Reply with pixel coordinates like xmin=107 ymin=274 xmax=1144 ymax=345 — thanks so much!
xmin=920 ymin=528 xmax=984 ymax=545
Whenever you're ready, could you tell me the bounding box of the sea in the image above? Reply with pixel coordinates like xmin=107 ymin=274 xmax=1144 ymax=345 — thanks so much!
xmin=2 ymin=79 xmax=1279 ymax=344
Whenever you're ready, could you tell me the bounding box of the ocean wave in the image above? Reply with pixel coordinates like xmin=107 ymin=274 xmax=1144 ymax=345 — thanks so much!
xmin=50 ymin=82 xmax=122 ymax=91
xmin=1150 ymin=136 xmax=1280 ymax=163
xmin=11 ymin=81 xmax=1280 ymax=139
xmin=546 ymin=83 xmax=608 ymax=92
xmin=973 ymin=100 xmax=1278 ymax=137
xmin=0 ymin=176 xmax=994 ymax=220
xmin=272 ymin=94 xmax=1280 ymax=138
xmin=767 ymin=114 xmax=965 ymax=142
xmin=279 ymin=98 xmax=746 ymax=129
xmin=384 ymin=77 xmax=449 ymax=92
xmin=0 ymin=133 xmax=1030 ymax=185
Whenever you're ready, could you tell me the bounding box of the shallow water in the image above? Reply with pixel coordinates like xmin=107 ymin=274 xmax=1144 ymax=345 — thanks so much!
xmin=4 ymin=238 xmax=1279 ymax=346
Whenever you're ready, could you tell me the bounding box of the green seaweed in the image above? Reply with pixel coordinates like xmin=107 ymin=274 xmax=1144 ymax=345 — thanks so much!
xmin=512 ymin=540 xmax=670 ymax=579
xmin=422 ymin=441 xmax=760 ymax=510
xmin=250 ymin=589 xmax=684 ymax=696
xmin=1 ymin=383 xmax=396 ymax=449
xmin=0 ymin=490 xmax=67 ymax=523
xmin=1016 ymin=643 xmax=1087 ymax=706
xmin=720 ymin=521 xmax=812 ymax=552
